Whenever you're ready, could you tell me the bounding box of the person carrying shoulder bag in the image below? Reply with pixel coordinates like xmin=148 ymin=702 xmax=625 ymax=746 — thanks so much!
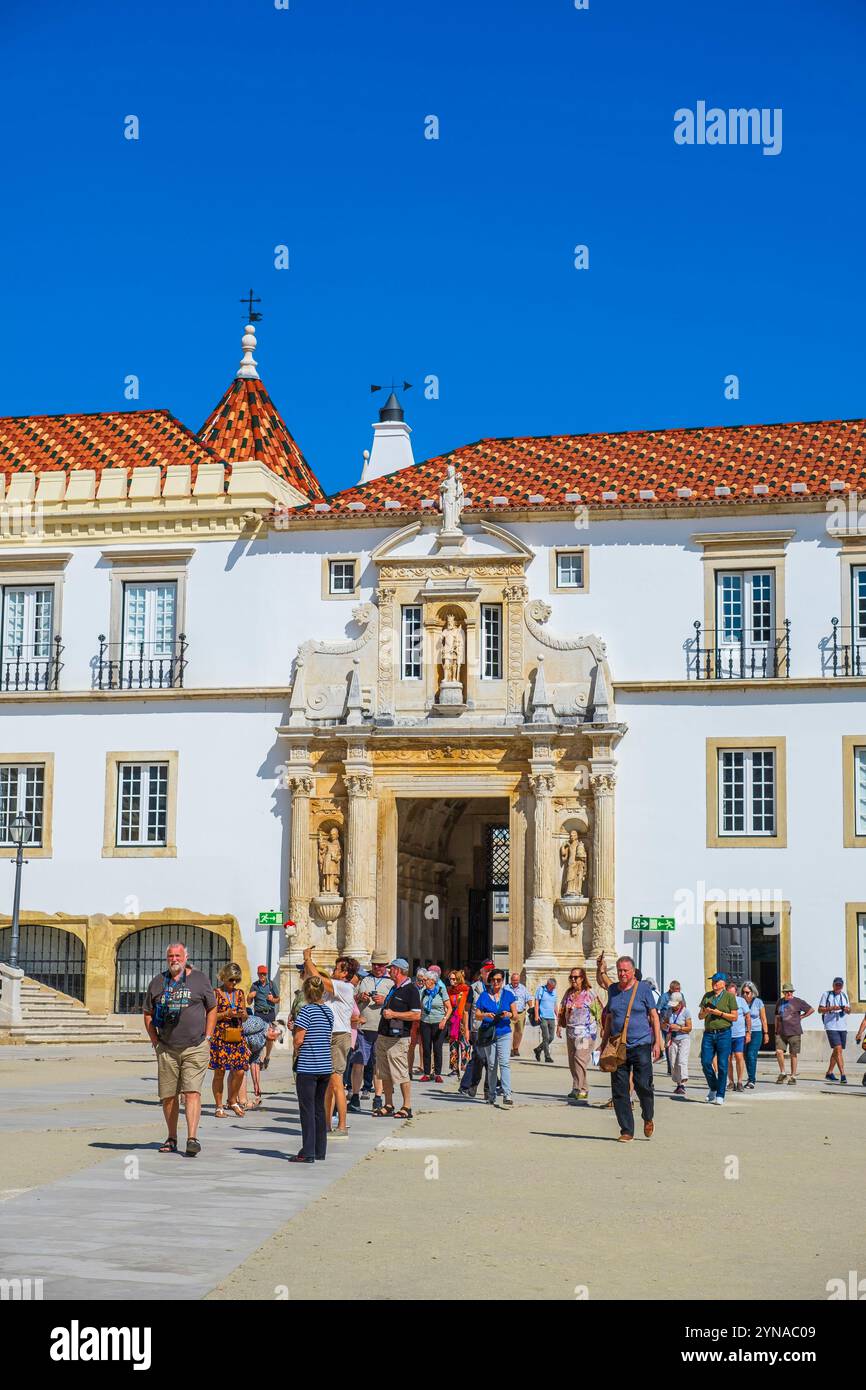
xmin=598 ymin=955 xmax=661 ymax=1142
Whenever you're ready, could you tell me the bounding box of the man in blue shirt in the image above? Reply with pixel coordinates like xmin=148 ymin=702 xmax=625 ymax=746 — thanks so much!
xmin=509 ymin=972 xmax=531 ymax=1057
xmin=600 ymin=955 xmax=661 ymax=1142
xmin=532 ymin=977 xmax=558 ymax=1063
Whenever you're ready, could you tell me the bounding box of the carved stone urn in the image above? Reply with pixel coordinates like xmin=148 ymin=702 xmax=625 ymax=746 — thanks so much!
xmin=556 ymin=896 xmax=590 ymax=935
xmin=311 ymin=894 xmax=343 ymax=934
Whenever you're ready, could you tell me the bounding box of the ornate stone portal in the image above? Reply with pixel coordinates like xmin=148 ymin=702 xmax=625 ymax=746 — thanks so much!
xmin=277 ymin=507 xmax=625 ymax=994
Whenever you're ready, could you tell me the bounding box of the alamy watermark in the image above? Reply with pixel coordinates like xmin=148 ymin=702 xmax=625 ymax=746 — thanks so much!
xmin=674 ymin=102 xmax=782 ymax=157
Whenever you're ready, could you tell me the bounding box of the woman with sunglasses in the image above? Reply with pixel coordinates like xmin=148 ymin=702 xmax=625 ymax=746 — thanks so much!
xmin=473 ymin=968 xmax=519 ymax=1107
xmin=556 ymin=967 xmax=599 ymax=1102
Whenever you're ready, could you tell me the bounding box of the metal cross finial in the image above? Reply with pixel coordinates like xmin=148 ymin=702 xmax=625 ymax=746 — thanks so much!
xmin=240 ymin=289 xmax=262 ymax=322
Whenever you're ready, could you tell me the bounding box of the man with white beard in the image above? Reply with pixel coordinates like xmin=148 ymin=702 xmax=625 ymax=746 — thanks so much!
xmin=144 ymin=943 xmax=217 ymax=1157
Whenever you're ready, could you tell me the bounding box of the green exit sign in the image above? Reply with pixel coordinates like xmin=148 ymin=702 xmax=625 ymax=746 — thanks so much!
xmin=257 ymin=911 xmax=282 ymax=927
xmin=631 ymin=916 xmax=676 ymax=932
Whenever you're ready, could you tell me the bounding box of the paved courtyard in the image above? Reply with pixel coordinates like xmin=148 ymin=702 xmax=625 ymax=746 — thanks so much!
xmin=0 ymin=1040 xmax=863 ymax=1302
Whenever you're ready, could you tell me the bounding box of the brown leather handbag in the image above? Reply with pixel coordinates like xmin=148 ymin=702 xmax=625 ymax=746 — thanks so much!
xmin=222 ymin=990 xmax=243 ymax=1044
xmin=599 ymin=982 xmax=638 ymax=1072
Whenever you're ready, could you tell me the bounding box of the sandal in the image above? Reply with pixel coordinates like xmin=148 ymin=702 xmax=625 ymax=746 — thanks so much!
xmin=230 ymin=1103 xmax=246 ymax=1117
xmin=159 ymin=1136 xmax=178 ymax=1153
xmin=371 ymin=1104 xmax=395 ymax=1118
xmin=393 ymin=1107 xmax=413 ymax=1119
xmin=215 ymin=1106 xmax=229 ymax=1118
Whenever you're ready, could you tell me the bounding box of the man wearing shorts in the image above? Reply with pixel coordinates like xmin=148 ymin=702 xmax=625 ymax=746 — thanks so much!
xmin=774 ymin=983 xmax=814 ymax=1085
xmin=349 ymin=951 xmax=392 ymax=1113
xmin=303 ymin=946 xmax=358 ymax=1138
xmin=373 ymin=957 xmax=421 ymax=1120
xmin=819 ymin=976 xmax=851 ymax=1084
xmin=143 ymin=942 xmax=217 ymax=1157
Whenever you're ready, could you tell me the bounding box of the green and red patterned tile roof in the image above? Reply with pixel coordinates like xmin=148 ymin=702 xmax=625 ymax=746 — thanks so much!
xmin=198 ymin=377 xmax=326 ymax=500
xmin=310 ymin=418 xmax=866 ymax=515
xmin=0 ymin=408 xmax=213 ymax=482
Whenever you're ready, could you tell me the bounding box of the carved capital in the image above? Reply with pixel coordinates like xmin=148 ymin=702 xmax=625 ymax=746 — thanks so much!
xmin=529 ymin=771 xmax=556 ymax=798
xmin=345 ymin=772 xmax=374 ymax=798
xmin=288 ymin=774 xmax=315 ymax=796
xmin=503 ymin=582 xmax=528 ymax=602
xmin=590 ymin=772 xmax=616 ymax=796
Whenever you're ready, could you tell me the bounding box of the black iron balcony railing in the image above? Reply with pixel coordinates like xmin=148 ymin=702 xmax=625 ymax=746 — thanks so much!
xmin=687 ymin=620 xmax=791 ymax=679
xmin=0 ymin=635 xmax=63 ymax=692
xmin=95 ymin=634 xmax=188 ymax=690
xmin=820 ymin=619 xmax=866 ymax=677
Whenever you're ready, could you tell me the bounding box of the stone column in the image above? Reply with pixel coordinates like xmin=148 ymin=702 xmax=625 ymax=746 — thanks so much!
xmin=287 ymin=772 xmax=315 ymax=948
xmin=377 ymin=793 xmax=398 ymax=960
xmin=525 ymin=767 xmax=558 ymax=970
xmin=344 ymin=771 xmax=377 ymax=962
xmin=590 ymin=770 xmax=616 ymax=957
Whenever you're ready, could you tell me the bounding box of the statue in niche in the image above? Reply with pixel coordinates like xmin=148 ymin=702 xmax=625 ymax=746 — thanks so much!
xmin=439 ymin=462 xmax=465 ymax=535
xmin=317 ymin=827 xmax=343 ymax=895
xmin=439 ymin=612 xmax=465 ymax=686
xmin=560 ymin=829 xmax=587 ymax=898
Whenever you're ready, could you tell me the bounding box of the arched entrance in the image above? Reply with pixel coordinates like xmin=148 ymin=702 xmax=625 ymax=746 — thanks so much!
xmin=114 ymin=924 xmax=230 ymax=1013
xmin=0 ymin=924 xmax=85 ymax=999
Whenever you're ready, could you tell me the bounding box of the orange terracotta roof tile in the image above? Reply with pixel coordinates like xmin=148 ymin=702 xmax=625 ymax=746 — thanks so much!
xmin=0 ymin=408 xmax=213 ymax=483
xmin=198 ymin=377 xmax=325 ymax=501
xmin=309 ymin=418 xmax=866 ymax=516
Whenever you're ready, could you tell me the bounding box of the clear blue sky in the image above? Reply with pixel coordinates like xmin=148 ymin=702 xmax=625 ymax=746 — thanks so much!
xmin=2 ymin=0 xmax=864 ymax=494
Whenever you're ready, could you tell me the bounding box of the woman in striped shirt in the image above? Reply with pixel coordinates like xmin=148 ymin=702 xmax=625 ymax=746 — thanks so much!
xmin=290 ymin=976 xmax=334 ymax=1164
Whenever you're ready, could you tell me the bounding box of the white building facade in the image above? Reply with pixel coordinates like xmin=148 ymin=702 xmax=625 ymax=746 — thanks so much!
xmin=0 ymin=325 xmax=864 ymax=1051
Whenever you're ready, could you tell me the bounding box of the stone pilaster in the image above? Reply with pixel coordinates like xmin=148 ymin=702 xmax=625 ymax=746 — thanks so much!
xmin=525 ymin=764 xmax=558 ymax=969
xmin=590 ymin=769 xmax=616 ymax=958
xmin=344 ymin=770 xmax=377 ymax=962
xmin=287 ymin=771 xmax=315 ymax=948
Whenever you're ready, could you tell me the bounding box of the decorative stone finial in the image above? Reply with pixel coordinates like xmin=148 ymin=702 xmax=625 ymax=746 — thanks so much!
xmin=236 ymin=324 xmax=259 ymax=380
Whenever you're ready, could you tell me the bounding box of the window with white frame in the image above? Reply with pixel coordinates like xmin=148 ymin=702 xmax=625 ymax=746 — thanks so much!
xmin=855 ymin=746 xmax=866 ymax=838
xmin=1 ymin=586 xmax=54 ymax=678
xmin=715 ymin=570 xmax=774 ymax=647
xmin=401 ymin=605 xmax=423 ymax=680
xmin=718 ymin=748 xmax=776 ymax=836
xmin=0 ymin=763 xmax=45 ymax=847
xmin=329 ymin=560 xmax=356 ymax=596
xmin=116 ymin=763 xmax=169 ymax=847
xmin=852 ymin=567 xmax=866 ymax=643
xmin=556 ymin=551 xmax=585 ymax=589
xmin=481 ymin=604 xmax=502 ymax=680
xmin=122 ymin=582 xmax=177 ymax=657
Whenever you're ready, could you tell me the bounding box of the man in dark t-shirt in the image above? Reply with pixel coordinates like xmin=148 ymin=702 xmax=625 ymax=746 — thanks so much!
xmin=375 ymin=957 xmax=422 ymax=1118
xmin=143 ymin=942 xmax=217 ymax=1157
xmin=600 ymin=956 xmax=661 ymax=1141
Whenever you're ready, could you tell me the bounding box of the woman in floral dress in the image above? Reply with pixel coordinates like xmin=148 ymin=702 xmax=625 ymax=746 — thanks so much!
xmin=210 ymin=963 xmax=251 ymax=1117
xmin=447 ymin=969 xmax=471 ymax=1076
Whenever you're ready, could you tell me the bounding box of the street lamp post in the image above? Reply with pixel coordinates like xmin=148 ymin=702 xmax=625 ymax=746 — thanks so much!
xmin=8 ymin=813 xmax=32 ymax=970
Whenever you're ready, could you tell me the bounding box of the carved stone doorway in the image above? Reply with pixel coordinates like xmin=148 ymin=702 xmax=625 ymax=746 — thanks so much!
xmin=395 ymin=796 xmax=510 ymax=974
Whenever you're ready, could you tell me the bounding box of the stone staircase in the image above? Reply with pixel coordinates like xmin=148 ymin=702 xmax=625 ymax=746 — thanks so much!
xmin=0 ymin=977 xmax=141 ymax=1044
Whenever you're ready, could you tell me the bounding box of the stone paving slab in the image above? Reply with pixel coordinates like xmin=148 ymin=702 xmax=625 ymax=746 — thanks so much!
xmin=0 ymin=1089 xmax=402 ymax=1300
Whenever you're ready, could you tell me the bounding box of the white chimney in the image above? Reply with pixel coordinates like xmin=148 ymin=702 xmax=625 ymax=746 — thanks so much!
xmin=360 ymin=391 xmax=415 ymax=483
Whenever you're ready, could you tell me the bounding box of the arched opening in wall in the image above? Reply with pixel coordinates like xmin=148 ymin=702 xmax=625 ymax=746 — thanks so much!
xmin=0 ymin=924 xmax=84 ymax=1000
xmin=114 ymin=924 xmax=230 ymax=1013
xmin=395 ymin=797 xmax=509 ymax=975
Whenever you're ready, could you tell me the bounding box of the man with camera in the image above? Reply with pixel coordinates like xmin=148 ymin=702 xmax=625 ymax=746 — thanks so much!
xmin=373 ymin=957 xmax=422 ymax=1120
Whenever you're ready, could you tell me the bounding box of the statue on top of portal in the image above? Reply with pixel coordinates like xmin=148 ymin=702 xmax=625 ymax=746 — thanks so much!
xmin=439 ymin=612 xmax=465 ymax=686
xmin=439 ymin=462 xmax=465 ymax=536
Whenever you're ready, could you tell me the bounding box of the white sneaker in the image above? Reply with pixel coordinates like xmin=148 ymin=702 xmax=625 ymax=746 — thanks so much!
xmin=712 ymin=1096 xmax=725 ymax=1106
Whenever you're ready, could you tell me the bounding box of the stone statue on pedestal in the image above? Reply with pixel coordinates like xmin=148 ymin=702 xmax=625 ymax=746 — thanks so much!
xmin=317 ymin=827 xmax=342 ymax=895
xmin=439 ymin=613 xmax=465 ymax=687
xmin=560 ymin=829 xmax=587 ymax=898
xmin=439 ymin=463 xmax=465 ymax=536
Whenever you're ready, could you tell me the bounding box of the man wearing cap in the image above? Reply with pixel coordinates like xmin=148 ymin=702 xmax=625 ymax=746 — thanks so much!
xmin=819 ymin=976 xmax=851 ymax=1085
xmin=373 ymin=958 xmax=422 ymax=1120
xmin=774 ymin=983 xmax=814 ymax=1085
xmin=247 ymin=966 xmax=280 ymax=1069
xmin=351 ymin=951 xmax=393 ymax=1113
xmin=698 ymin=973 xmax=738 ymax=1105
xmin=532 ymin=978 xmax=559 ymax=1063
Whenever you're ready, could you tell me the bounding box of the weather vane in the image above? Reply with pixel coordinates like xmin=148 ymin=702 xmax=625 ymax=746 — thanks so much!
xmin=240 ymin=289 xmax=262 ymax=323
xmin=370 ymin=379 xmax=412 ymax=395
